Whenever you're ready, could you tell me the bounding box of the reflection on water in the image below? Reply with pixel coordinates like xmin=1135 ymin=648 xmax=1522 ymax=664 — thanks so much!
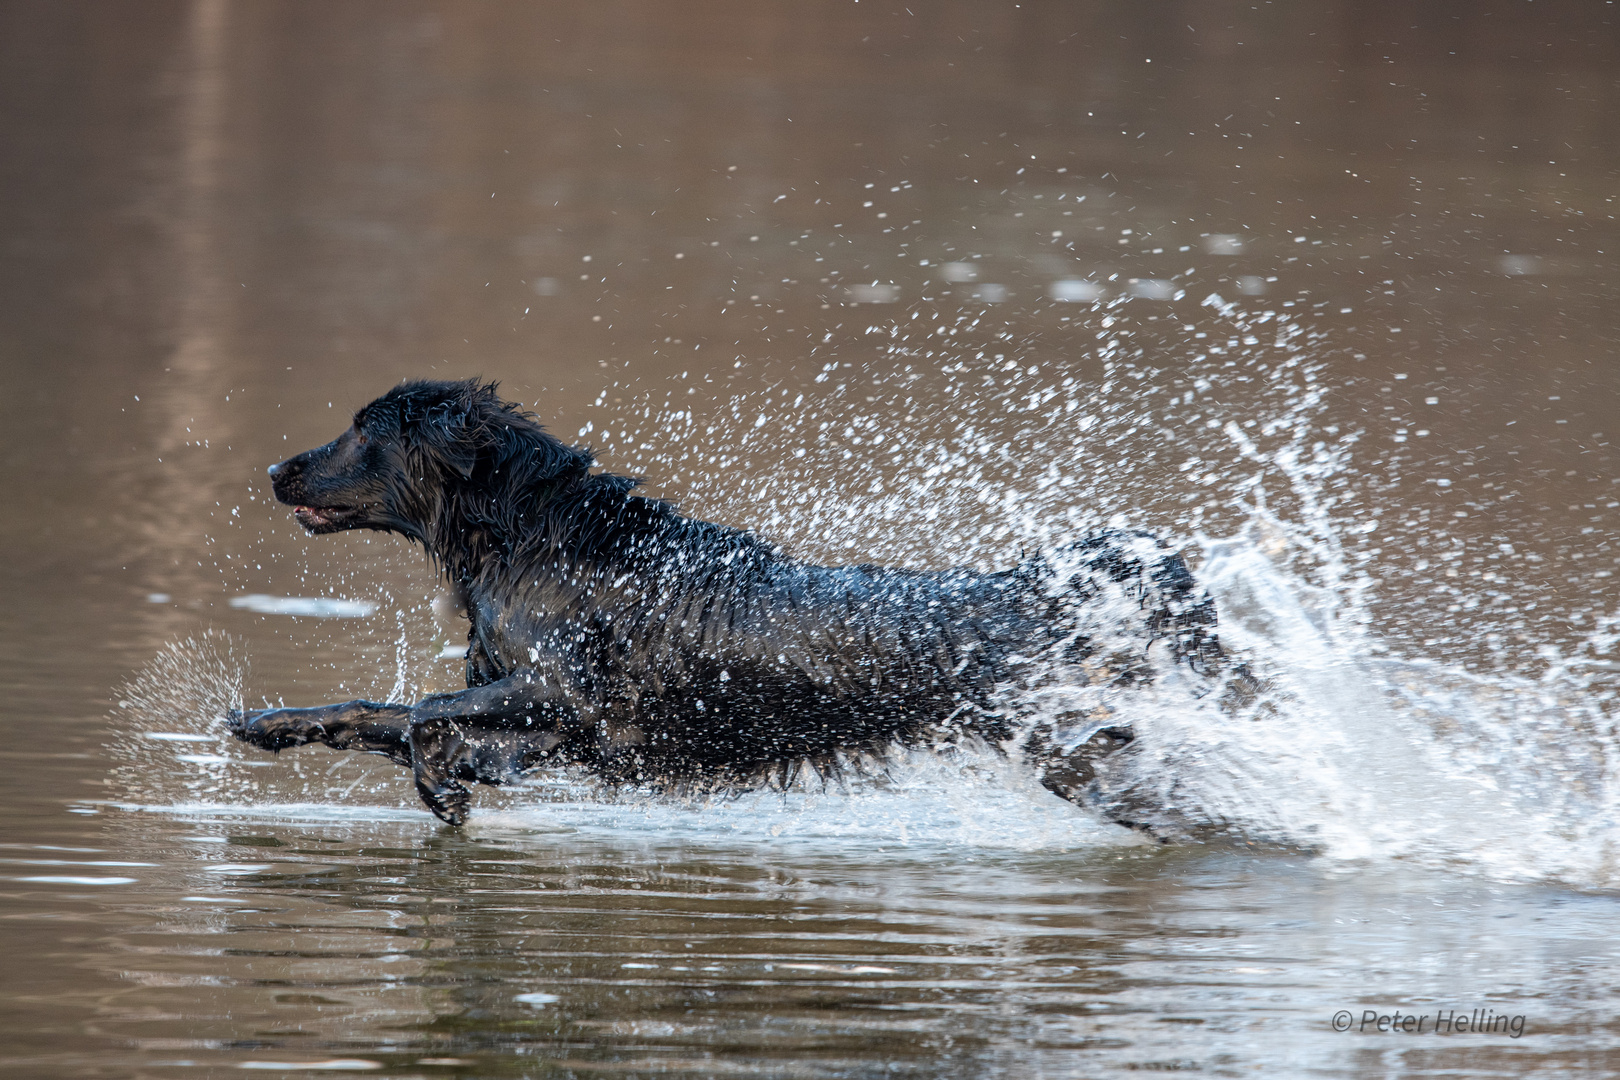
xmin=18 ymin=807 xmax=1620 ymax=1077
xmin=2 ymin=1 xmax=1619 ymax=1075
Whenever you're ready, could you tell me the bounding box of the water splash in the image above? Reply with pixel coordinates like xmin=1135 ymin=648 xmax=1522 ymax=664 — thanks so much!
xmin=109 ymin=631 xmax=252 ymax=806
xmin=1049 ymin=385 xmax=1620 ymax=884
xmin=110 ymin=630 xmax=425 ymax=811
xmin=1113 ymin=509 xmax=1620 ymax=886
xmin=109 ymin=294 xmax=1620 ymax=885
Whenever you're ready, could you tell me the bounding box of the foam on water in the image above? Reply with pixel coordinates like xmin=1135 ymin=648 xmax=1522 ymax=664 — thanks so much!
xmin=110 ymin=295 xmax=1620 ymax=885
xmin=120 ymin=754 xmax=1145 ymax=854
xmin=227 ymin=594 xmax=378 ymax=618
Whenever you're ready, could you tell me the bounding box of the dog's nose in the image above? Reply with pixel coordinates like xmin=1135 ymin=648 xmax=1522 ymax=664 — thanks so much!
xmin=269 ymin=454 xmax=307 ymax=483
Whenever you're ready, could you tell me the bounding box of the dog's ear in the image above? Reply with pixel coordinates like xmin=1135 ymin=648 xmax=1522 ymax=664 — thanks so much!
xmin=423 ymin=400 xmax=479 ymax=480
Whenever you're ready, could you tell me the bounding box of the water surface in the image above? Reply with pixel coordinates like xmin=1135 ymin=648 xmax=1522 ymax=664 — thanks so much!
xmin=2 ymin=2 xmax=1619 ymax=1075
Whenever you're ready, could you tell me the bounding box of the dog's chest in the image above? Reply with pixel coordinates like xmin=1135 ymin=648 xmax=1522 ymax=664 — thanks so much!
xmin=465 ymin=578 xmax=589 ymax=675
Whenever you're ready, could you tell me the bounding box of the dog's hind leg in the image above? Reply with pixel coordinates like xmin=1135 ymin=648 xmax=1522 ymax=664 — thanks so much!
xmin=227 ymin=702 xmax=413 ymax=766
xmin=1028 ymin=725 xmax=1137 ymax=805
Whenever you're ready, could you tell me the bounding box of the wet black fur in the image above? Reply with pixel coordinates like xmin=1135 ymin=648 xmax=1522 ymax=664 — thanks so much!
xmin=229 ymin=379 xmax=1223 ymax=825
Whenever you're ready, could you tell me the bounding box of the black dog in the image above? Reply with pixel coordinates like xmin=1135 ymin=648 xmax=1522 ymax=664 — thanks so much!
xmin=229 ymin=379 xmax=1227 ymax=825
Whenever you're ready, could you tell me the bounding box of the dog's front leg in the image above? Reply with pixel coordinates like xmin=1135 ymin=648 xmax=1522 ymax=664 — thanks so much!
xmin=227 ymin=701 xmax=413 ymax=765
xmin=405 ymin=673 xmax=585 ymax=826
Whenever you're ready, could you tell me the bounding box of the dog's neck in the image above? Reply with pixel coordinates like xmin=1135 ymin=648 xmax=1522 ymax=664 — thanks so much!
xmin=417 ymin=470 xmax=575 ymax=581
xmin=385 ymin=410 xmax=597 ymax=582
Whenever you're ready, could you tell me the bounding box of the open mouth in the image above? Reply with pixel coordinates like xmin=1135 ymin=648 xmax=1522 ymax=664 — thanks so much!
xmin=292 ymin=504 xmax=362 ymax=531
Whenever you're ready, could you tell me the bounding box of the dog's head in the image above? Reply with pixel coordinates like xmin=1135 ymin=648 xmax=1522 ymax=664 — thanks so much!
xmin=268 ymin=379 xmax=588 ymax=539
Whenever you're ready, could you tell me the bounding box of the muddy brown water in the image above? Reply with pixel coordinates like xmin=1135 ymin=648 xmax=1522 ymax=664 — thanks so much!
xmin=3 ymin=2 xmax=1620 ymax=1076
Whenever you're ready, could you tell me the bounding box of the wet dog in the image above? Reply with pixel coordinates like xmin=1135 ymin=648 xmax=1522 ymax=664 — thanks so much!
xmin=229 ymin=379 xmax=1227 ymax=825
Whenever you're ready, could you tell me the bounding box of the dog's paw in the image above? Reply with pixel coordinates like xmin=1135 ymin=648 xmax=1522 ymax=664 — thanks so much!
xmin=409 ymin=717 xmax=473 ymax=826
xmin=412 ymin=761 xmax=471 ymax=825
xmin=417 ymin=782 xmax=471 ymax=827
xmin=225 ymin=708 xmax=328 ymax=752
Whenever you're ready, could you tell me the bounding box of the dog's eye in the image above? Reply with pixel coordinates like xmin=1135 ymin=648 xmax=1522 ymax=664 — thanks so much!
xmin=355 ymin=430 xmax=369 ymax=446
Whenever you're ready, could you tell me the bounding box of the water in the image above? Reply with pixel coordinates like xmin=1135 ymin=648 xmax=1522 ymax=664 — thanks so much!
xmin=4 ymin=1 xmax=1620 ymax=1075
